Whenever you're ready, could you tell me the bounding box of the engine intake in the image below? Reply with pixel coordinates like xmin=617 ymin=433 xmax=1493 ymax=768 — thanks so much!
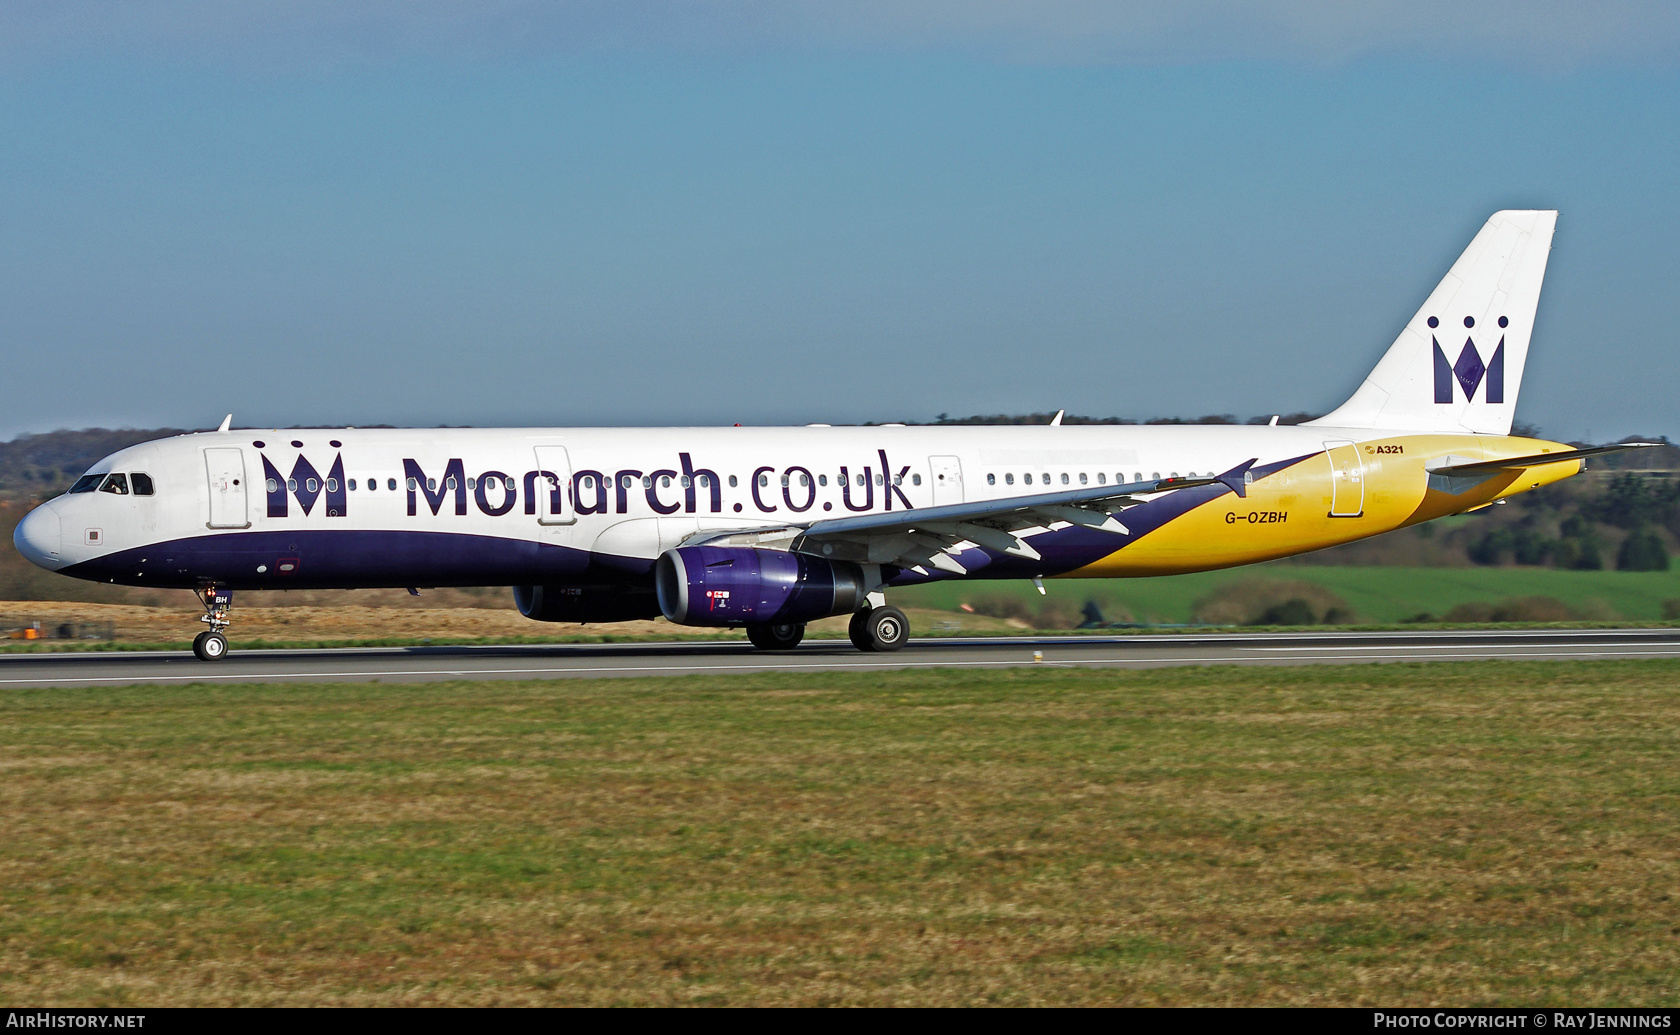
xmin=655 ymin=546 xmax=867 ymax=627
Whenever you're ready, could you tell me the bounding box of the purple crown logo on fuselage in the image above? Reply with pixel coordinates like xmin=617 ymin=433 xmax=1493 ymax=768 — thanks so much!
xmin=1429 ymin=314 xmax=1506 ymax=404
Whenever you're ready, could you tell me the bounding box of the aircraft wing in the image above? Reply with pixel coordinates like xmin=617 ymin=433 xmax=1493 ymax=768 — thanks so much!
xmin=1428 ymin=442 xmax=1661 ymax=477
xmin=683 ymin=459 xmax=1258 ymax=575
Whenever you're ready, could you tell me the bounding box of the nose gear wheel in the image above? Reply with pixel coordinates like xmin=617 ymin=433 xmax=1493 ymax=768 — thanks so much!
xmin=192 ymin=585 xmax=234 ymax=661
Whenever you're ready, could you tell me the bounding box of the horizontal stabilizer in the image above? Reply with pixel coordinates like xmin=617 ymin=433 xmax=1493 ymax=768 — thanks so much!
xmin=1428 ymin=442 xmax=1661 ymax=477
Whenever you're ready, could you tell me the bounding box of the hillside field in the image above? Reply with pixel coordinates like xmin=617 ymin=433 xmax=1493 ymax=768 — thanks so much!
xmin=892 ymin=563 xmax=1680 ymax=624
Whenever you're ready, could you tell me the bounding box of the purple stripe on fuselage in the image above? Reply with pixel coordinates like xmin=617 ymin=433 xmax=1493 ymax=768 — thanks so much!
xmin=60 ymin=529 xmax=596 ymax=590
xmin=885 ymin=451 xmax=1319 ymax=586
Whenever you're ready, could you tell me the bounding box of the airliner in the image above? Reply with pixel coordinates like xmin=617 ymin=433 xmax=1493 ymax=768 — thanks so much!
xmin=13 ymin=210 xmax=1646 ymax=660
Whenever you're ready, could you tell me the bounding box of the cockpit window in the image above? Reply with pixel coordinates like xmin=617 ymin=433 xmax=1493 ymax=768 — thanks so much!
xmin=131 ymin=473 xmax=155 ymax=496
xmin=99 ymin=473 xmax=129 ymax=495
xmin=69 ymin=474 xmax=103 ymax=493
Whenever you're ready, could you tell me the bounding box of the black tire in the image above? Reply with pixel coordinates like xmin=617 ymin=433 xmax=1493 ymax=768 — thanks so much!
xmin=848 ymin=610 xmax=873 ymax=651
xmin=855 ymin=606 xmax=909 ymax=653
xmin=193 ymin=631 xmax=228 ymax=661
xmin=746 ymin=622 xmax=805 ymax=651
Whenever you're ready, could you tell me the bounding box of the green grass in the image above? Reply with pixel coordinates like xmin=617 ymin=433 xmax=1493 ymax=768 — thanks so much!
xmin=2 ymin=662 xmax=1678 ymax=1005
xmin=894 ymin=563 xmax=1680 ymax=623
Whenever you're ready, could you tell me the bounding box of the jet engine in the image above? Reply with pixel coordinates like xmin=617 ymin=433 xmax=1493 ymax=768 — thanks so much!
xmin=655 ymin=546 xmax=868 ymax=627
xmin=513 ymin=584 xmax=661 ymax=623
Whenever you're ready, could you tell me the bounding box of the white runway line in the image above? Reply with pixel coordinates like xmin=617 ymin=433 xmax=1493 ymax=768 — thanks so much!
xmin=4 ymin=645 xmax=1680 ymax=685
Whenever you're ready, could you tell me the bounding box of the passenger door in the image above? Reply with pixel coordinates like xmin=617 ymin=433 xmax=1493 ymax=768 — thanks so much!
xmin=929 ymin=455 xmax=964 ymax=506
xmin=1324 ymin=440 xmax=1365 ymax=518
xmin=204 ymin=448 xmax=250 ymax=529
xmin=532 ymin=444 xmax=575 ymax=525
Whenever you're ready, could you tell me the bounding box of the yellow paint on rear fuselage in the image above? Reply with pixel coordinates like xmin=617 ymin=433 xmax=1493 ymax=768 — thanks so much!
xmin=1063 ymin=435 xmax=1582 ymax=578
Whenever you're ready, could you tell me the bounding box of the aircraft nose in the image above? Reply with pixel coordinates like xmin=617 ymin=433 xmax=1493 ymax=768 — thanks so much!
xmin=13 ymin=504 xmax=64 ymax=571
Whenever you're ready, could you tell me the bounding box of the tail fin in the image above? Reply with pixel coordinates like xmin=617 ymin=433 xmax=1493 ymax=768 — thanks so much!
xmin=1307 ymin=210 xmax=1557 ymax=435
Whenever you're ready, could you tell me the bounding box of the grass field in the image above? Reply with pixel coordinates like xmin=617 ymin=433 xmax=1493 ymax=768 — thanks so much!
xmin=2 ymin=662 xmax=1678 ymax=1005
xmin=894 ymin=563 xmax=1680 ymax=624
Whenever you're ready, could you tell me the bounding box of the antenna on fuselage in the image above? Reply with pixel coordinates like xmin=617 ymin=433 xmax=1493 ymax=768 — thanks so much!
xmin=217 ymin=414 xmax=232 ymax=433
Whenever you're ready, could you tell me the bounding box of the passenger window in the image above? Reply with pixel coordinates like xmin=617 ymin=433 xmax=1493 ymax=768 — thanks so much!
xmin=1041 ymin=472 xmax=1050 ymax=484
xmin=1023 ymin=474 xmax=1032 ymax=485
xmin=1079 ymin=473 xmax=1088 ymax=485
xmin=407 ymin=478 xmax=417 ymax=490
xmin=69 ymin=474 xmax=102 ymax=493
xmin=1061 ymin=473 xmax=1070 ymax=485
xmin=327 ymin=478 xmax=339 ymax=492
xmin=1151 ymin=472 xmax=1160 ymax=481
xmin=466 ymin=478 xmax=475 ymax=491
xmin=428 ymin=478 xmax=437 ymax=491
xmin=99 ymin=474 xmax=129 ymax=495
xmin=681 ymin=476 xmax=691 ymax=488
xmin=912 ymin=474 xmax=921 ymax=486
xmin=131 ymin=473 xmax=155 ymax=495
xmin=987 ymin=473 xmax=996 ymax=485
xmin=348 ymin=479 xmax=357 ymax=491
xmin=307 ymin=478 xmax=320 ymax=493
xmin=818 ymin=474 xmax=827 ymax=486
xmin=389 ymin=479 xmax=398 ymax=491
xmin=267 ymin=478 xmax=279 ymax=493
xmin=729 ymin=475 xmax=739 ymax=488
xmin=445 ymin=477 xmax=456 ymax=491
xmin=1097 ymin=473 xmax=1106 ymax=485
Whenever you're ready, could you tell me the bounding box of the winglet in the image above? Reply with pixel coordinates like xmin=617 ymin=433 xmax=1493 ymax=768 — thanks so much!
xmin=1050 ymin=410 xmax=1064 ymax=426
xmin=1217 ymin=458 xmax=1259 ymax=499
xmin=217 ymin=414 xmax=232 ymax=433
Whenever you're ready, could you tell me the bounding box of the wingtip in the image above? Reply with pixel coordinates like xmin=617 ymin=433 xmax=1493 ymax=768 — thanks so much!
xmin=1218 ymin=458 xmax=1259 ymax=499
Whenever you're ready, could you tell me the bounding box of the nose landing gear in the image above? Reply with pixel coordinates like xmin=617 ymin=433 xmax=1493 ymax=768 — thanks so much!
xmin=192 ymin=586 xmax=232 ymax=661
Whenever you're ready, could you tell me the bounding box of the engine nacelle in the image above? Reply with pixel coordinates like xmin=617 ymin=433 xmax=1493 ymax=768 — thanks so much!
xmin=513 ymin=584 xmax=661 ymax=624
xmin=655 ymin=546 xmax=867 ymax=627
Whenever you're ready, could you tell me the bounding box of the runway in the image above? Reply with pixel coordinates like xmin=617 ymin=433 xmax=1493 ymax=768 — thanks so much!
xmin=2 ymin=628 xmax=1679 ymax=687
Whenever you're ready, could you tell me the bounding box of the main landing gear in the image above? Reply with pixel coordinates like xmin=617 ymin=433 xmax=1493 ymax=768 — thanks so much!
xmin=849 ymin=605 xmax=908 ymax=653
xmin=746 ymin=622 xmax=806 ymax=651
xmin=741 ymin=605 xmax=909 ymax=653
xmin=192 ymin=585 xmax=232 ymax=661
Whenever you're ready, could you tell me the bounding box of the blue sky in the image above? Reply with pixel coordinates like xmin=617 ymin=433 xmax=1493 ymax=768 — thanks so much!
xmin=2 ymin=3 xmax=1677 ymax=442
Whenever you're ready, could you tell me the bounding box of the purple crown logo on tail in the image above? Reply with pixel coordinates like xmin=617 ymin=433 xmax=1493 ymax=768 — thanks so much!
xmin=1430 ymin=314 xmax=1507 ymax=404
